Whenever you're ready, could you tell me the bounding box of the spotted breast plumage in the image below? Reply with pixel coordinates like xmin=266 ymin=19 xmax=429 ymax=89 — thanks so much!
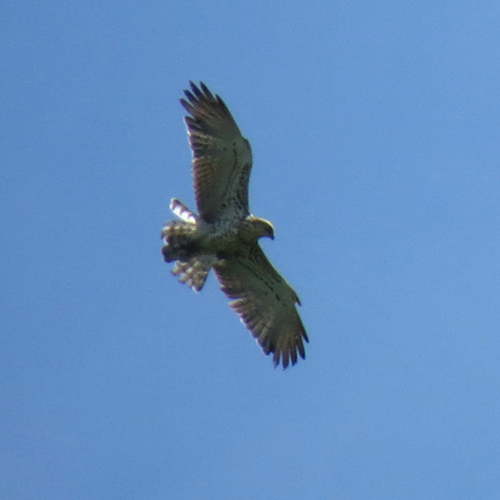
xmin=161 ymin=82 xmax=308 ymax=368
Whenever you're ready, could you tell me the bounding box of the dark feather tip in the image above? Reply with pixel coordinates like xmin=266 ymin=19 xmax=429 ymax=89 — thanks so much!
xmin=180 ymin=99 xmax=196 ymax=117
xmin=199 ymin=82 xmax=212 ymax=98
xmin=190 ymin=81 xmax=203 ymax=98
xmin=183 ymin=89 xmax=196 ymax=103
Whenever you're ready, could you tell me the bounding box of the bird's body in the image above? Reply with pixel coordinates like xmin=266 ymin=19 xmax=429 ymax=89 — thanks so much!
xmin=161 ymin=82 xmax=308 ymax=368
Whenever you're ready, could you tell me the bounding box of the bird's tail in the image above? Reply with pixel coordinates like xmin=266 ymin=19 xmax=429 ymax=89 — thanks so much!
xmin=161 ymin=198 xmax=214 ymax=291
xmin=160 ymin=219 xmax=195 ymax=260
xmin=171 ymin=255 xmax=216 ymax=292
xmin=170 ymin=198 xmax=197 ymax=224
xmin=161 ymin=198 xmax=199 ymax=262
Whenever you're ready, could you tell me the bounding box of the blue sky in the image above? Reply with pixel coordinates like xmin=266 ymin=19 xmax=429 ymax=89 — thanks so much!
xmin=2 ymin=2 xmax=500 ymax=498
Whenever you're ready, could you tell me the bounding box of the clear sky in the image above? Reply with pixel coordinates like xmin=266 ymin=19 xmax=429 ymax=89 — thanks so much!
xmin=2 ymin=2 xmax=500 ymax=499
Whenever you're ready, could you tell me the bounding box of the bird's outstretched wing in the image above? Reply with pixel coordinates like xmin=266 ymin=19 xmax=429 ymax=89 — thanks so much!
xmin=181 ymin=82 xmax=253 ymax=223
xmin=213 ymin=244 xmax=308 ymax=368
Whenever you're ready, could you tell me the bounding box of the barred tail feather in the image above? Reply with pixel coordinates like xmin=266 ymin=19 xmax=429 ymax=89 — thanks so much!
xmin=170 ymin=198 xmax=197 ymax=223
xmin=161 ymin=219 xmax=198 ymax=262
xmin=172 ymin=255 xmax=216 ymax=291
xmin=162 ymin=198 xmax=214 ymax=290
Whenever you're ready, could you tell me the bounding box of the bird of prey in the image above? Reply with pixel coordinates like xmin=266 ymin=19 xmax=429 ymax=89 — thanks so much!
xmin=161 ymin=82 xmax=308 ymax=368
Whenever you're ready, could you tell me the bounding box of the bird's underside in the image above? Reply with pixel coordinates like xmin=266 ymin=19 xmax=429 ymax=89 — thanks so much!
xmin=161 ymin=82 xmax=308 ymax=369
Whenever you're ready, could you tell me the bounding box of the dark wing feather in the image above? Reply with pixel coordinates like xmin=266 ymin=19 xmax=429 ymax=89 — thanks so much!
xmin=213 ymin=244 xmax=308 ymax=369
xmin=181 ymin=82 xmax=252 ymax=223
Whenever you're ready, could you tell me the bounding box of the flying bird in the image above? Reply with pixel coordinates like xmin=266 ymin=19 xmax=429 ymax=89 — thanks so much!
xmin=161 ymin=82 xmax=308 ymax=368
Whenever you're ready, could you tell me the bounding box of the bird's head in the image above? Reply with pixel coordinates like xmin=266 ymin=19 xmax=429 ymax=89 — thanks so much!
xmin=247 ymin=216 xmax=275 ymax=241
